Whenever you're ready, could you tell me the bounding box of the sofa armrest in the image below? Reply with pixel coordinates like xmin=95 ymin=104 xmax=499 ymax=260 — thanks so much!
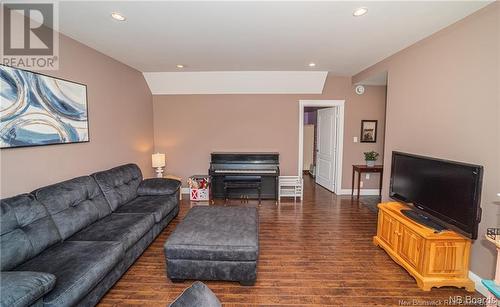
xmin=0 ymin=271 xmax=56 ymax=307
xmin=169 ymin=281 xmax=221 ymax=307
xmin=137 ymin=178 xmax=181 ymax=196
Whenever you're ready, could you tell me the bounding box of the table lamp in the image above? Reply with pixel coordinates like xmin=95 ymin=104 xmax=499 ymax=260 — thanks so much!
xmin=152 ymin=153 xmax=166 ymax=178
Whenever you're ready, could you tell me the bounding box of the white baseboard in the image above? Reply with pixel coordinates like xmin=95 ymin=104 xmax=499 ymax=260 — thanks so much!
xmin=469 ymin=271 xmax=488 ymax=296
xmin=338 ymin=189 xmax=380 ymax=196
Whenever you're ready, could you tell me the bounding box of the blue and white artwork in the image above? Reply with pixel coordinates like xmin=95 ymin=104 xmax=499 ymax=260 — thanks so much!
xmin=0 ymin=65 xmax=89 ymax=148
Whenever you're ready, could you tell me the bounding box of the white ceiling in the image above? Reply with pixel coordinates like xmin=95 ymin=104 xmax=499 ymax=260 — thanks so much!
xmin=58 ymin=1 xmax=490 ymax=75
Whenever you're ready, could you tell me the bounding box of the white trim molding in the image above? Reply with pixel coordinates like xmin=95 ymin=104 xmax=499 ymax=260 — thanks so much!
xmin=298 ymin=100 xmax=345 ymax=195
xmin=469 ymin=271 xmax=488 ymax=297
xmin=144 ymin=71 xmax=328 ymax=95
xmin=338 ymin=189 xmax=380 ymax=196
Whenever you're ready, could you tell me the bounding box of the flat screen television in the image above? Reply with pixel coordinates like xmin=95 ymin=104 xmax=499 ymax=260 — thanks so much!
xmin=389 ymin=151 xmax=483 ymax=239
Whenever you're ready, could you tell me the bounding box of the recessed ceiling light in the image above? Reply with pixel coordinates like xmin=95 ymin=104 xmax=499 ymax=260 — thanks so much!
xmin=176 ymin=64 xmax=185 ymax=69
xmin=111 ymin=12 xmax=126 ymax=21
xmin=308 ymin=62 xmax=316 ymax=67
xmin=353 ymin=7 xmax=368 ymax=17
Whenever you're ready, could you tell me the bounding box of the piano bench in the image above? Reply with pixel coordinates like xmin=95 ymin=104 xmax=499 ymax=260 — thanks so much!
xmin=223 ymin=177 xmax=262 ymax=203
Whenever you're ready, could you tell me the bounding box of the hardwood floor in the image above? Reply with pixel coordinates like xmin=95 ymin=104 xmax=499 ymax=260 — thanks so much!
xmin=99 ymin=176 xmax=482 ymax=306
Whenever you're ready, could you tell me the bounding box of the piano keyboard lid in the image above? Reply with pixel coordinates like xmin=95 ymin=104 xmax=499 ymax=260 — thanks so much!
xmin=214 ymin=169 xmax=277 ymax=173
xmin=211 ymin=152 xmax=279 ymax=164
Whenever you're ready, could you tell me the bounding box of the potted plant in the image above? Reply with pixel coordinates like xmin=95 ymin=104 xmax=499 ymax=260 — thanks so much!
xmin=364 ymin=151 xmax=379 ymax=167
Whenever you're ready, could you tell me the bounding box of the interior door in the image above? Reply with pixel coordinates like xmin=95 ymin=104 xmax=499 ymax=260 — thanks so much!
xmin=315 ymin=107 xmax=337 ymax=191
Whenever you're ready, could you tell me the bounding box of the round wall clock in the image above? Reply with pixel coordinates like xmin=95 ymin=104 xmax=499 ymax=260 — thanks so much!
xmin=355 ymin=85 xmax=365 ymax=95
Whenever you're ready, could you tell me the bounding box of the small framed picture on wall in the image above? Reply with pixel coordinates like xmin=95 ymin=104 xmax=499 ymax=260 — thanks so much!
xmin=360 ymin=120 xmax=377 ymax=143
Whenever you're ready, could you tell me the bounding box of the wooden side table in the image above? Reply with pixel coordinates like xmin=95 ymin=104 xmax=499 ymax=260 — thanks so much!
xmin=351 ymin=164 xmax=383 ymax=200
xmin=165 ymin=174 xmax=182 ymax=200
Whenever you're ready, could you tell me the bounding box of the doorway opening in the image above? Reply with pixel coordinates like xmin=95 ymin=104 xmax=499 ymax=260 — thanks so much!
xmin=298 ymin=100 xmax=345 ymax=195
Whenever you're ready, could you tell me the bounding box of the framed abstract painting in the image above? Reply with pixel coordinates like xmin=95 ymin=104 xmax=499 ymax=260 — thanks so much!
xmin=0 ymin=65 xmax=89 ymax=149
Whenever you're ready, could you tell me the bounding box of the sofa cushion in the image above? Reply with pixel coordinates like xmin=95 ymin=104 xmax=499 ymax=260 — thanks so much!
xmin=169 ymin=281 xmax=221 ymax=307
xmin=33 ymin=176 xmax=112 ymax=240
xmin=165 ymin=207 xmax=258 ymax=261
xmin=137 ymin=178 xmax=181 ymax=196
xmin=0 ymin=194 xmax=61 ymax=271
xmin=92 ymin=164 xmax=143 ymax=211
xmin=115 ymin=194 xmax=178 ymax=223
xmin=15 ymin=241 xmax=124 ymax=307
xmin=68 ymin=213 xmax=154 ymax=251
xmin=0 ymin=271 xmax=56 ymax=307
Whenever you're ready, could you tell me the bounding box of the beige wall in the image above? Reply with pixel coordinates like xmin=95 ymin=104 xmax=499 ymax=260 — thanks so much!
xmin=342 ymin=85 xmax=387 ymax=190
xmin=153 ymin=75 xmax=386 ymax=190
xmin=0 ymin=33 xmax=154 ymax=198
xmin=353 ymin=3 xmax=499 ymax=279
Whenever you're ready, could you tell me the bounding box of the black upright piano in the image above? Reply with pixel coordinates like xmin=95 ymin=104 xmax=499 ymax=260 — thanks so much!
xmin=209 ymin=152 xmax=280 ymax=200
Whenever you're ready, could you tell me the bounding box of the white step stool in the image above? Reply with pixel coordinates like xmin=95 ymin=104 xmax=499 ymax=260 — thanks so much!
xmin=278 ymin=176 xmax=303 ymax=201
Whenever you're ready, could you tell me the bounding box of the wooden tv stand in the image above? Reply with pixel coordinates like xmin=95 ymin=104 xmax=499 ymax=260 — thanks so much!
xmin=373 ymin=202 xmax=474 ymax=292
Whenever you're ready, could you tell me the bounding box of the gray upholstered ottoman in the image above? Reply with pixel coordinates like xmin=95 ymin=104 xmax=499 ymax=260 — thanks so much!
xmin=164 ymin=206 xmax=258 ymax=285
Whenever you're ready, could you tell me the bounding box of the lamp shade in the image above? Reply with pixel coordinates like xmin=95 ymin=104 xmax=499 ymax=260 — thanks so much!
xmin=152 ymin=153 xmax=165 ymax=168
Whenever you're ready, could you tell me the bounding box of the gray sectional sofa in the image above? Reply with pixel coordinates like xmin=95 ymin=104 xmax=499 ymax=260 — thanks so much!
xmin=169 ymin=281 xmax=221 ymax=307
xmin=0 ymin=164 xmax=180 ymax=307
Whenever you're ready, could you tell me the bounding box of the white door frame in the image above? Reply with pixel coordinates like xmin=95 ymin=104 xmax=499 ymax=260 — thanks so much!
xmin=298 ymin=100 xmax=345 ymax=195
